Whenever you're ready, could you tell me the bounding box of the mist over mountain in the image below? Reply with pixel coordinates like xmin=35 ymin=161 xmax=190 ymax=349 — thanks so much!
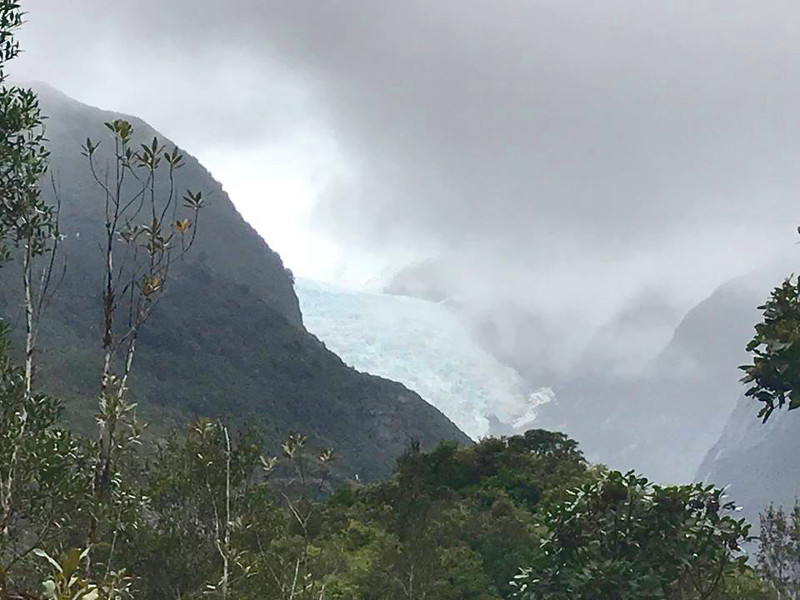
xmin=531 ymin=259 xmax=800 ymax=482
xmin=694 ymin=262 xmax=800 ymax=525
xmin=18 ymin=1 xmax=800 ymax=354
xmin=382 ymin=253 xmax=796 ymax=484
xmin=296 ymin=278 xmax=555 ymax=440
xmin=696 ymin=395 xmax=800 ymax=528
xmin=3 ymin=3 xmax=799 ymax=596
xmin=0 ymin=84 xmax=469 ymax=480
xmin=576 ymin=291 xmax=681 ymax=380
xmin=16 ymin=7 xmax=800 ymax=486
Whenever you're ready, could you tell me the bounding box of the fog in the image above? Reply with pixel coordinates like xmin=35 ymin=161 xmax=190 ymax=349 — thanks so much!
xmin=17 ymin=1 xmax=800 ymax=373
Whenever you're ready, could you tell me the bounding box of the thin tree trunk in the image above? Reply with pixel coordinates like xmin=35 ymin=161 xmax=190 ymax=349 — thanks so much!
xmin=222 ymin=425 xmax=232 ymax=600
xmin=90 ymin=229 xmax=115 ymax=578
xmin=101 ymin=231 xmax=114 ymax=394
xmin=118 ymin=334 xmax=137 ymax=400
xmin=22 ymin=241 xmax=33 ymax=397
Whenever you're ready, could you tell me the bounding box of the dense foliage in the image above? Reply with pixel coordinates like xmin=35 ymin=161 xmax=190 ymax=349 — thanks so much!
xmin=757 ymin=500 xmax=800 ymax=598
xmin=513 ymin=471 xmax=751 ymax=599
xmin=0 ymin=0 xmax=52 ymax=266
xmin=0 ymin=330 xmax=771 ymax=599
xmin=0 ymin=4 xmax=786 ymax=599
xmin=741 ymin=277 xmax=800 ymax=422
xmin=0 ymin=323 xmax=88 ymax=593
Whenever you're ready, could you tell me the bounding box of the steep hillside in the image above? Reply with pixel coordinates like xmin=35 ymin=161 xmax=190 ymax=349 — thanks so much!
xmin=532 ymin=265 xmax=785 ymax=483
xmin=0 ymin=84 xmax=469 ymax=480
xmin=383 ymin=258 xmax=773 ymax=482
xmin=696 ymin=394 xmax=800 ymax=526
xmin=695 ymin=264 xmax=800 ymax=523
xmin=34 ymin=84 xmax=304 ymax=328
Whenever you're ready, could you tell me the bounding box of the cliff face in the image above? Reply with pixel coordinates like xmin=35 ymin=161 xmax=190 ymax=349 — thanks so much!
xmin=689 ymin=261 xmax=800 ymax=524
xmin=0 ymin=84 xmax=469 ymax=480
xmin=696 ymin=393 xmax=800 ymax=526
xmin=518 ymin=260 xmax=795 ymax=484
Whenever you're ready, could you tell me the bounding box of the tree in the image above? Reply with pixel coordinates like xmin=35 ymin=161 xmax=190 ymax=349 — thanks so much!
xmin=512 ymin=470 xmax=750 ymax=600
xmin=35 ymin=546 xmax=133 ymax=600
xmin=0 ymin=323 xmax=86 ymax=595
xmin=0 ymin=3 xmax=74 ymax=595
xmin=741 ymin=277 xmax=800 ymax=422
xmin=722 ymin=570 xmax=779 ymax=600
xmin=757 ymin=501 xmax=800 ymax=598
xmin=80 ymin=120 xmax=205 ymax=576
xmin=0 ymin=0 xmax=60 ymax=398
xmin=82 ymin=120 xmax=203 ymax=499
xmin=125 ymin=419 xmax=269 ymax=600
xmin=330 ymin=434 xmax=581 ymax=599
xmin=237 ymin=432 xmax=338 ymax=600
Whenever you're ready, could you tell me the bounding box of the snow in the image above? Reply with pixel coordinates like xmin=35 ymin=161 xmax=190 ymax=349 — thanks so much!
xmin=295 ymin=278 xmax=553 ymax=440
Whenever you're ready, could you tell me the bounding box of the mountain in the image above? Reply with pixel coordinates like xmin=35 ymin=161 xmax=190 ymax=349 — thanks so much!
xmin=383 ymin=258 xmax=767 ymax=482
xmin=533 ymin=265 xmax=784 ymax=483
xmin=296 ymin=278 xmax=554 ymax=440
xmin=0 ymin=84 xmax=469 ymax=480
xmin=575 ymin=290 xmax=681 ymax=380
xmin=382 ymin=249 xmax=793 ymax=483
xmin=695 ymin=264 xmax=800 ymax=524
xmin=302 ymin=265 xmax=753 ymax=483
xmin=696 ymin=394 xmax=800 ymax=526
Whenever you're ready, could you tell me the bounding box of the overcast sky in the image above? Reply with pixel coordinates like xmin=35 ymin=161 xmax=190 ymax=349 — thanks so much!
xmin=16 ymin=1 xmax=800 ymax=367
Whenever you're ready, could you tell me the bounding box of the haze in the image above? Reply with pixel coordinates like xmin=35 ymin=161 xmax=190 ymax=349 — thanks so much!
xmin=18 ymin=0 xmax=800 ymax=372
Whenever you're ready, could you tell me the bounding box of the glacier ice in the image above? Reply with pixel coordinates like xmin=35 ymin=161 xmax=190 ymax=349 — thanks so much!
xmin=295 ymin=278 xmax=553 ymax=440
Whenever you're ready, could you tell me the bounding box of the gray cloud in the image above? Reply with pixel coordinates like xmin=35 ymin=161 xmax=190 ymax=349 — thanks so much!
xmin=17 ymin=1 xmax=800 ymax=371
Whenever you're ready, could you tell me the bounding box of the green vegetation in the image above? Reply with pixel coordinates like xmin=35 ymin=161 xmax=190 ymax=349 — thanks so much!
xmin=0 ymin=39 xmax=469 ymax=483
xmin=757 ymin=501 xmax=800 ymax=598
xmin=741 ymin=276 xmax=800 ymax=422
xmin=0 ymin=347 xmax=768 ymax=599
xmin=0 ymin=3 xmax=790 ymax=599
xmin=514 ymin=471 xmax=751 ymax=599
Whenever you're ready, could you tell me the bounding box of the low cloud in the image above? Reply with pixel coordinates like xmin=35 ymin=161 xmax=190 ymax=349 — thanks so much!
xmin=18 ymin=1 xmax=800 ymax=371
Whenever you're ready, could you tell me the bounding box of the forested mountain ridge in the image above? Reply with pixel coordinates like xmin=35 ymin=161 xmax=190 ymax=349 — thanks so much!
xmin=31 ymin=82 xmax=304 ymax=327
xmin=0 ymin=83 xmax=469 ymax=480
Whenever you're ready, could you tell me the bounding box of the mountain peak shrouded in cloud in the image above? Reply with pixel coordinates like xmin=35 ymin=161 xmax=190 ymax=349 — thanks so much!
xmin=17 ymin=0 xmax=800 ymax=372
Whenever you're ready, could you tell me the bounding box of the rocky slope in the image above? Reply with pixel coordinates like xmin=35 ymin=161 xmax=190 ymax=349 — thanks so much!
xmin=533 ymin=264 xmax=783 ymax=483
xmin=696 ymin=394 xmax=800 ymax=526
xmin=694 ymin=264 xmax=800 ymax=523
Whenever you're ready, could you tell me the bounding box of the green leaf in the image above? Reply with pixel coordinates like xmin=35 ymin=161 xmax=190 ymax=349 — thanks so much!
xmin=34 ymin=548 xmax=62 ymax=573
xmin=62 ymin=547 xmax=82 ymax=578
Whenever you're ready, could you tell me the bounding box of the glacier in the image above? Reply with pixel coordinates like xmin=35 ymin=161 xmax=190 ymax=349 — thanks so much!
xmin=295 ymin=278 xmax=553 ymax=440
